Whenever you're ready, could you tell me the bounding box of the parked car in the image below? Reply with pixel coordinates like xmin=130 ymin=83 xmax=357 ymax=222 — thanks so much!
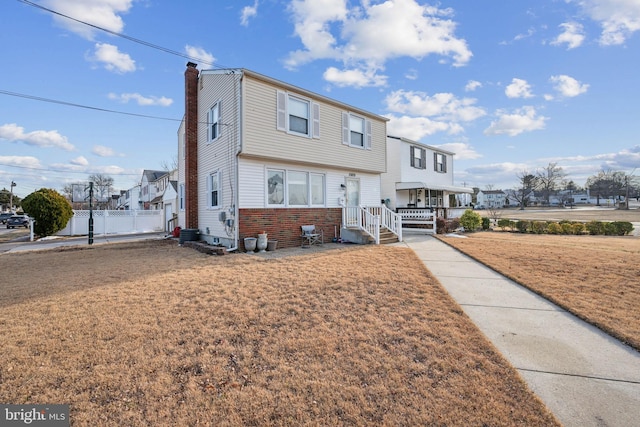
xmin=0 ymin=212 xmax=14 ymax=224
xmin=6 ymin=215 xmax=30 ymax=229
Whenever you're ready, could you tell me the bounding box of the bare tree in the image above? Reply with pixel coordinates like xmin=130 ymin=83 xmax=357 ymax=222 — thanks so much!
xmin=586 ymin=169 xmax=627 ymax=206
xmin=89 ymin=174 xmax=115 ymax=209
xmin=513 ymin=170 xmax=539 ymax=210
xmin=160 ymin=156 xmax=178 ymax=172
xmin=536 ymin=162 xmax=565 ymax=205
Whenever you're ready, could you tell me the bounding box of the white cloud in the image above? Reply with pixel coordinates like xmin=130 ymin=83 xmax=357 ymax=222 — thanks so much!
xmin=70 ymin=156 xmax=89 ymax=166
xmin=108 ymin=92 xmax=173 ymax=106
xmin=240 ymin=0 xmax=259 ymax=26
xmin=405 ymin=68 xmax=419 ymax=80
xmin=286 ymin=0 xmax=472 ymax=87
xmin=549 ymin=75 xmax=589 ymax=97
xmin=551 ymin=22 xmax=586 ymax=49
xmin=42 ymin=0 xmax=133 ymax=40
xmin=385 ymin=90 xmax=486 ymax=122
xmin=505 ymin=78 xmax=534 ymax=99
xmin=185 ymin=45 xmax=215 ymax=67
xmin=89 ymin=43 xmax=136 ymax=73
xmin=0 ymin=156 xmax=41 ymax=169
xmin=465 ymin=80 xmax=482 ymax=92
xmin=484 ymin=106 xmax=548 ymax=136
xmin=0 ymin=123 xmax=75 ymax=151
xmin=571 ymin=0 xmax=640 ymax=45
xmin=323 ymin=67 xmax=387 ymax=88
xmin=433 ymin=142 xmax=482 ymax=160
xmin=92 ymin=145 xmax=123 ymax=157
xmin=385 ymin=115 xmax=460 ymax=141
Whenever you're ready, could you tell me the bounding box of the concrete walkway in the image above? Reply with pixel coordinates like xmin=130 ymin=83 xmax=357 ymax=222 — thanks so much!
xmin=403 ymin=233 xmax=640 ymax=427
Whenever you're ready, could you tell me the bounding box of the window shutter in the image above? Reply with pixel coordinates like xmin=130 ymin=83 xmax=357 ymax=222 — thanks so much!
xmin=421 ymin=148 xmax=426 ymax=169
xmin=207 ymin=109 xmax=212 ymax=141
xmin=443 ymin=155 xmax=447 ymax=173
xmin=410 ymin=146 xmax=415 ymax=167
xmin=365 ymin=119 xmax=372 ymax=150
xmin=217 ymin=100 xmax=222 ymax=139
xmin=312 ymin=102 xmax=320 ymax=139
xmin=276 ymin=90 xmax=286 ymax=131
xmin=342 ymin=112 xmax=350 ymax=145
xmin=206 ymin=174 xmax=212 ymax=207
xmin=434 ymin=152 xmax=438 ymax=172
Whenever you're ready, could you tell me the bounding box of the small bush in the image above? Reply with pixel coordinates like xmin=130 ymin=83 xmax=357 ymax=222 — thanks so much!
xmin=571 ymin=223 xmax=585 ymax=235
xmin=481 ymin=217 xmax=491 ymax=230
xmin=586 ymin=221 xmax=605 ymax=235
xmin=546 ymin=222 xmax=562 ymax=234
xmin=436 ymin=217 xmax=446 ymax=234
xmin=608 ymin=221 xmax=634 ymax=236
xmin=515 ymin=220 xmax=530 ymax=233
xmin=497 ymin=218 xmax=514 ymax=230
xmin=560 ymin=222 xmax=574 ymax=235
xmin=460 ymin=209 xmax=482 ymax=232
xmin=447 ymin=218 xmax=461 ymax=232
xmin=532 ymin=221 xmax=547 ymax=234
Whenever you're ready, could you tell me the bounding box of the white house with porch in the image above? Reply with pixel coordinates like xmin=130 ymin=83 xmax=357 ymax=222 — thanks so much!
xmin=381 ymin=136 xmax=473 ymax=227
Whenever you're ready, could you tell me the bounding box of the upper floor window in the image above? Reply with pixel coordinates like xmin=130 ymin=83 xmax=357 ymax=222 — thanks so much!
xmin=434 ymin=153 xmax=447 ymax=173
xmin=276 ymin=91 xmax=320 ymax=138
xmin=179 ymin=183 xmax=185 ymax=211
xmin=342 ymin=112 xmax=372 ymax=149
xmin=208 ymin=101 xmax=221 ymax=142
xmin=208 ymin=171 xmax=221 ymax=209
xmin=410 ymin=146 xmax=426 ymax=169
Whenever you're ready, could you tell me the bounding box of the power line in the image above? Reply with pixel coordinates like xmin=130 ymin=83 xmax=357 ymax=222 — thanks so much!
xmin=0 ymin=89 xmax=182 ymax=122
xmin=17 ymin=0 xmax=222 ymax=68
xmin=0 ymin=162 xmax=141 ymax=176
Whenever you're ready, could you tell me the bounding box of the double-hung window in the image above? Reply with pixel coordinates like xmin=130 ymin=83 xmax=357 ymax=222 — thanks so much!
xmin=267 ymin=170 xmax=285 ymax=205
xmin=276 ymin=91 xmax=320 ymax=138
xmin=410 ymin=146 xmax=426 ymax=169
xmin=434 ymin=153 xmax=447 ymax=173
xmin=208 ymin=171 xmax=221 ymax=209
xmin=208 ymin=101 xmax=221 ymax=142
xmin=342 ymin=112 xmax=372 ymax=149
xmin=288 ymin=171 xmax=309 ymax=206
xmin=179 ymin=183 xmax=185 ymax=211
xmin=310 ymin=173 xmax=325 ymax=206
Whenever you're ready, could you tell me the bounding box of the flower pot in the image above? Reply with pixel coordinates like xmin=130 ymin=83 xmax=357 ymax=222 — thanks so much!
xmin=267 ymin=240 xmax=278 ymax=251
xmin=256 ymin=233 xmax=268 ymax=253
xmin=244 ymin=237 xmax=257 ymax=253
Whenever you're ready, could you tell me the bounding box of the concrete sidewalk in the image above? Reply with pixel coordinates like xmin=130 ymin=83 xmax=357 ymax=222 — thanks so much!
xmin=403 ymin=233 xmax=640 ymax=427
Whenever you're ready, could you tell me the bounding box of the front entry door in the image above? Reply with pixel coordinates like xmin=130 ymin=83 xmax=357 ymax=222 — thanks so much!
xmin=346 ymin=178 xmax=360 ymax=208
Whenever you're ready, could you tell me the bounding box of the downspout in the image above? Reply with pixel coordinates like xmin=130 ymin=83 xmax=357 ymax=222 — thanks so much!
xmin=226 ymin=70 xmax=243 ymax=252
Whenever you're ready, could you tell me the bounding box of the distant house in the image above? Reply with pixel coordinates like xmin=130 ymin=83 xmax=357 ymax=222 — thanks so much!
xmin=116 ymin=184 xmax=140 ymax=210
xmin=177 ymin=64 xmax=391 ymax=249
xmin=140 ymin=170 xmax=168 ymax=210
xmin=477 ymin=190 xmax=507 ymax=208
xmin=381 ymin=136 xmax=473 ymax=218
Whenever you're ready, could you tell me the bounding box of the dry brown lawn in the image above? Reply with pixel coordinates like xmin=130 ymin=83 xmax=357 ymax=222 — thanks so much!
xmin=439 ymin=233 xmax=640 ymax=350
xmin=0 ymin=240 xmax=558 ymax=426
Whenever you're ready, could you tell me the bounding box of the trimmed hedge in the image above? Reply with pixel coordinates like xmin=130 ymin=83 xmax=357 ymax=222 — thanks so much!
xmin=483 ymin=219 xmax=633 ymax=236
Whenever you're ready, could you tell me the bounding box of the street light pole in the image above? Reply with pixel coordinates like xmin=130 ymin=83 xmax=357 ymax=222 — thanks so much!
xmin=9 ymin=181 xmax=16 ymax=211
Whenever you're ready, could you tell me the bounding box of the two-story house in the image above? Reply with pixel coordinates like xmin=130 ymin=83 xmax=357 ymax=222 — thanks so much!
xmin=381 ymin=136 xmax=472 ymax=218
xmin=178 ymin=63 xmax=389 ymax=250
xmin=140 ymin=170 xmax=167 ymax=210
xmin=477 ymin=190 xmax=507 ymax=209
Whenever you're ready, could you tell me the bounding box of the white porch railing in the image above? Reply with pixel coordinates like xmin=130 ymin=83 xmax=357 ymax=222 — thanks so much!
xmin=399 ymin=209 xmax=436 ymax=234
xmin=342 ymin=205 xmax=403 ymax=244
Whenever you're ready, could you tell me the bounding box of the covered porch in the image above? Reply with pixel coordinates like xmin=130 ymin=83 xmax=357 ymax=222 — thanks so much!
xmin=392 ymin=182 xmax=473 ymax=219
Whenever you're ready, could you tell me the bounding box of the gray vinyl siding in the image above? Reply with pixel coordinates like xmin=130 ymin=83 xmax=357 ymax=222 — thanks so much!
xmin=241 ymin=76 xmax=387 ymax=174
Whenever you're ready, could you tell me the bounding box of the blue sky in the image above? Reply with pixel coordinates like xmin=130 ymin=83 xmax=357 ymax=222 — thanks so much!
xmin=2 ymin=0 xmax=640 ymax=198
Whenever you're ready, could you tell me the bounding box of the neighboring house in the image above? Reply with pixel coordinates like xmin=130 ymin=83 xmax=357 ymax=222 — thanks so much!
xmin=140 ymin=170 xmax=168 ymax=210
xmin=477 ymin=190 xmax=507 ymax=208
xmin=381 ymin=136 xmax=473 ymax=218
xmin=178 ymin=63 xmax=389 ymax=249
xmin=116 ymin=184 xmax=141 ymax=210
xmin=162 ymin=178 xmax=179 ymax=232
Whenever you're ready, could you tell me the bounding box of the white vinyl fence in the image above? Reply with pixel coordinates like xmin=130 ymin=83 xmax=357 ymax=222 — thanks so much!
xmin=57 ymin=210 xmax=163 ymax=236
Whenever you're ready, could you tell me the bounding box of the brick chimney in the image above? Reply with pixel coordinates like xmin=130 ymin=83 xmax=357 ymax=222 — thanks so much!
xmin=185 ymin=62 xmax=199 ymax=229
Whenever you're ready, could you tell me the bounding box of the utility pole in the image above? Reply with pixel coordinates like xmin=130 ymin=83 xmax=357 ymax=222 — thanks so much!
xmin=88 ymin=182 xmax=94 ymax=245
xmin=9 ymin=181 xmax=16 ymax=211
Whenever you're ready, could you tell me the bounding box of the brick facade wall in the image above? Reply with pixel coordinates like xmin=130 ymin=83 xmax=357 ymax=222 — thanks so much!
xmin=239 ymin=208 xmax=342 ymax=250
xmin=184 ymin=62 xmax=199 ymax=229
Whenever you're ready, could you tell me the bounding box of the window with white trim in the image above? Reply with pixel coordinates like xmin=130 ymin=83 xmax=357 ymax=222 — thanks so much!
xmin=267 ymin=170 xmax=285 ymax=205
xmin=342 ymin=112 xmax=372 ymax=149
xmin=179 ymin=183 xmax=185 ymax=211
xmin=434 ymin=153 xmax=447 ymax=173
xmin=310 ymin=173 xmax=325 ymax=206
xmin=266 ymin=168 xmax=326 ymax=207
xmin=410 ymin=146 xmax=426 ymax=169
xmin=207 ymin=171 xmax=221 ymax=209
xmin=276 ymin=91 xmax=320 ymax=138
xmin=208 ymin=101 xmax=221 ymax=142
